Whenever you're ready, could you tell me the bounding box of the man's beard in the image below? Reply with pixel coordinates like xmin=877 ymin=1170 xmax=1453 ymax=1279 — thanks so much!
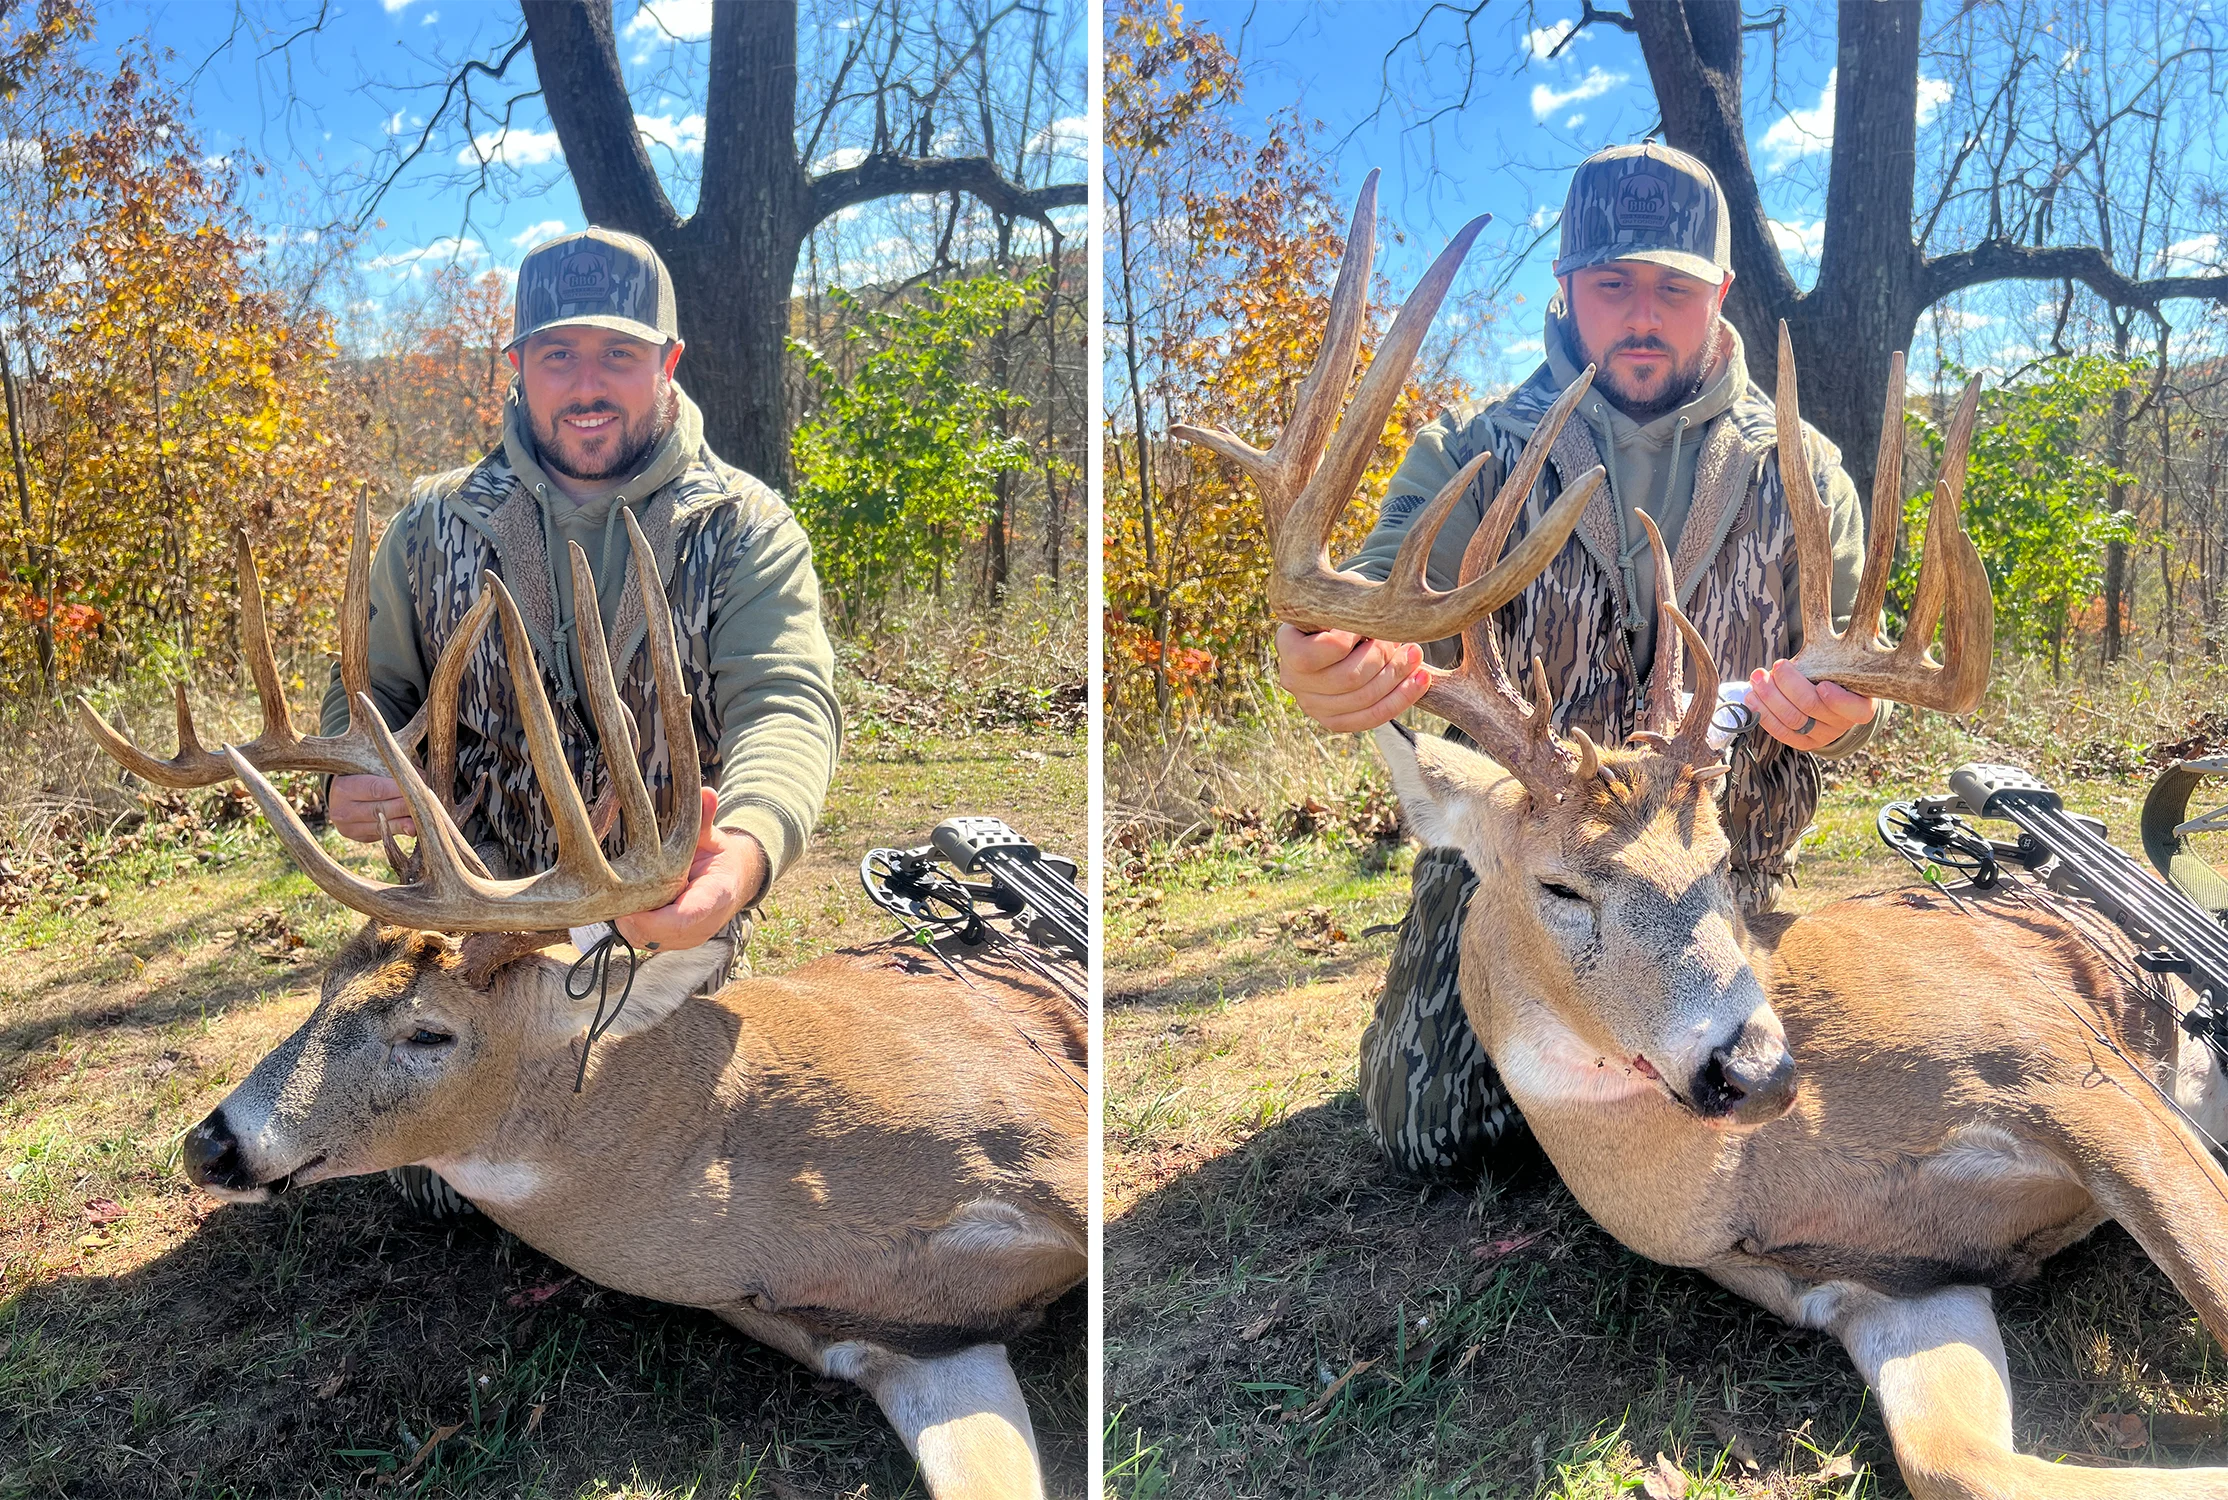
xmin=1559 ymin=312 xmax=1719 ymax=421
xmin=534 ymin=383 xmax=671 ymax=482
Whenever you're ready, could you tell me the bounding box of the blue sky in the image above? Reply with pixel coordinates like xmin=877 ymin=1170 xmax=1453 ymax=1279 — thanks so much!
xmin=99 ymin=0 xmax=1086 ymax=332
xmin=1181 ymin=1 xmax=2227 ymax=394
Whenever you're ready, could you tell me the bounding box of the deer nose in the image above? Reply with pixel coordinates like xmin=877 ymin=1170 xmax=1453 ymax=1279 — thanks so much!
xmin=183 ymin=1108 xmax=255 ymax=1191
xmin=1689 ymin=1026 xmax=1798 ymax=1127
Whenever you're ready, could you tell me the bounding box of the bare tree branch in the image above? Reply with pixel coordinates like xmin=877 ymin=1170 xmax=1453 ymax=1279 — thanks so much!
xmin=1921 ymin=237 xmax=2228 ymax=307
xmin=810 ymin=152 xmax=1084 ymax=229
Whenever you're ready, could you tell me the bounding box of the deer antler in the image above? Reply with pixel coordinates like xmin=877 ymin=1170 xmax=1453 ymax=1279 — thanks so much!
xmin=1171 ymin=169 xmax=1603 ymax=645
xmin=223 ymin=507 xmax=700 ymax=933
xmin=1777 ymin=326 xmax=1993 ymax=714
xmin=77 ymin=492 xmax=456 ymax=785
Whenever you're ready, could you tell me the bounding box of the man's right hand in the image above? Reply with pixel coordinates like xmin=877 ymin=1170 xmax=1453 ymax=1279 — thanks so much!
xmin=330 ymin=774 xmax=417 ymax=843
xmin=1275 ymin=623 xmax=1431 ymax=732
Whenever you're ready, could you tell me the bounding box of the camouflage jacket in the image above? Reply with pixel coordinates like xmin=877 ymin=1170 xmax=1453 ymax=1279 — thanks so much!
xmin=1348 ymin=319 xmax=1870 ymax=885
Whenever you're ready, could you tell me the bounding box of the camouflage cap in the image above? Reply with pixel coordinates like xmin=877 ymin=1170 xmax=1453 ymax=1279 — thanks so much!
xmin=508 ymin=226 xmax=679 ymax=351
xmin=1553 ymin=141 xmax=1731 ymax=284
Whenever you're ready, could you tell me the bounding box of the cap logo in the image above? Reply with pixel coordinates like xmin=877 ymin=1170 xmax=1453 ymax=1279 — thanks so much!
xmin=1616 ymin=175 xmax=1669 ymax=229
xmin=558 ymin=251 xmax=609 ymax=299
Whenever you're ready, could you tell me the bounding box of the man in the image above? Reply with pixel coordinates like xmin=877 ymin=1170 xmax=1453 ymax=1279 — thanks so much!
xmin=322 ymin=227 xmax=840 ymax=1214
xmin=1277 ymin=144 xmax=1878 ymax=1181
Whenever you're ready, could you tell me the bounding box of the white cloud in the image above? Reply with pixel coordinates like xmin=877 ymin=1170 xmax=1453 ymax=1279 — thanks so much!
xmin=814 ymin=145 xmax=867 ymax=174
xmin=1564 ymin=113 xmax=1584 ymax=130
xmin=1936 ymin=307 xmax=1995 ymax=330
xmin=0 ymin=138 xmax=41 ymax=169
xmin=2156 ymin=232 xmax=2221 ymax=275
xmin=1768 ymin=216 xmax=1825 ymax=261
xmin=1523 ymin=20 xmax=1575 ymax=59
xmin=381 ymin=0 xmax=418 ymax=12
xmin=623 ymin=0 xmax=714 ymax=43
xmin=384 ymin=110 xmax=407 ymax=135
xmin=420 ymin=9 xmax=438 ymax=22
xmin=364 ymin=235 xmax=486 ymax=274
xmin=635 ymin=112 xmax=705 ymax=156
xmin=510 ymin=219 xmax=569 ymax=250
xmin=458 ymin=126 xmax=564 ymax=168
xmin=201 ymin=154 xmax=230 ymax=169
xmin=1030 ymin=114 xmax=1087 ymax=160
xmin=1504 ymin=336 xmax=1544 ymax=359
xmin=1528 ymin=204 xmax=1560 ymax=232
xmin=1530 ymin=66 xmax=1625 ymax=120
xmin=1761 ymin=69 xmax=1835 ymax=164
xmin=1765 ymin=70 xmax=1952 ymax=165
xmin=1915 ymin=76 xmax=1951 ymax=127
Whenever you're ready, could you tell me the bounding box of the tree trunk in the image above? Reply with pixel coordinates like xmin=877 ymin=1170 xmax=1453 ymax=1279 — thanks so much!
xmin=0 ymin=327 xmax=49 ymax=686
xmin=2102 ymin=318 xmax=2133 ymax=664
xmin=1634 ymin=1 xmax=1924 ymax=514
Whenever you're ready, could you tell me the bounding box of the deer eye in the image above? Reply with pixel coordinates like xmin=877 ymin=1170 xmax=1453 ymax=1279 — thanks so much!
xmin=404 ymin=1028 xmax=454 ymax=1048
xmin=1539 ymin=881 xmax=1586 ymax=902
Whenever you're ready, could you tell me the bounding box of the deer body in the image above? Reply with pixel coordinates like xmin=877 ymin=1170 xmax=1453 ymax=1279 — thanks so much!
xmin=193 ymin=924 xmax=1085 ymax=1500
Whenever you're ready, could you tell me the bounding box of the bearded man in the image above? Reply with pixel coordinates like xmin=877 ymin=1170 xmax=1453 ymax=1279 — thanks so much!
xmin=321 ymin=228 xmax=840 ymax=1216
xmin=1276 ymin=144 xmax=1880 ymax=1182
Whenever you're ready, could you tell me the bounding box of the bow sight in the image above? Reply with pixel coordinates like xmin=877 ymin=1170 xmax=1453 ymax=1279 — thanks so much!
xmin=1879 ymin=758 xmax=2228 ymax=1068
xmin=860 ymin=816 xmax=1087 ymax=988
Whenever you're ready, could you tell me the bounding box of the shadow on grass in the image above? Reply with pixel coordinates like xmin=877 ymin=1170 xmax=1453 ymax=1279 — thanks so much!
xmin=2 ymin=1177 xmax=1086 ymax=1500
xmin=1106 ymin=1097 xmax=2228 ymax=1500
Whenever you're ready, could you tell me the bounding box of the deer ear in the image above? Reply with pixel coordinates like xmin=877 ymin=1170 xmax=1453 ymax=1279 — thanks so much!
xmin=1371 ymin=721 xmax=1508 ymax=855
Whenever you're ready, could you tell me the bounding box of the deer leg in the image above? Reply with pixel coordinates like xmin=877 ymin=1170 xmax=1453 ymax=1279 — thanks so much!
xmin=826 ymin=1341 xmax=1045 ymax=1500
xmin=1831 ymin=1283 xmax=2228 ymax=1500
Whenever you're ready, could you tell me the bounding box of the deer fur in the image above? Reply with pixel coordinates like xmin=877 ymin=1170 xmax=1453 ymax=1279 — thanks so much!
xmin=1379 ymin=721 xmax=2228 ymax=1499
xmin=183 ymin=924 xmax=1085 ymax=1500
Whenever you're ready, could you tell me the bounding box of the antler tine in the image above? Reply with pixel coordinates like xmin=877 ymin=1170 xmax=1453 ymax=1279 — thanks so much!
xmin=1634 ymin=510 xmax=1684 ymax=736
xmin=78 ymin=491 xmax=432 ymax=786
xmin=620 ymin=506 xmax=702 ymax=873
xmin=1774 ymin=323 xmax=1838 ymax=657
xmin=568 ymin=539 xmax=657 ymax=860
xmin=1168 ymin=169 xmax=1384 ymax=528
xmin=1785 ymin=359 xmax=1993 ymax=715
xmin=1845 ymin=349 xmax=1906 ymax=646
xmin=486 ymin=570 xmax=619 ymax=891
xmin=1413 ymin=443 xmax=1586 ymax=800
xmin=1892 ymin=374 xmax=1991 ymax=710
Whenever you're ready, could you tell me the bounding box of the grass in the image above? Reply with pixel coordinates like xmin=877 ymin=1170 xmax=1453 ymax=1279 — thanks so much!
xmin=1104 ymin=657 xmax=2228 ymax=1500
xmin=0 ymin=604 xmax=1087 ymax=1499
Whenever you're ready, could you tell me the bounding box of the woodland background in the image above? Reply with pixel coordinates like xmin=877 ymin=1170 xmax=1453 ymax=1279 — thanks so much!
xmin=1105 ymin=0 xmax=2228 ymax=808
xmin=0 ymin=0 xmax=1086 ymax=851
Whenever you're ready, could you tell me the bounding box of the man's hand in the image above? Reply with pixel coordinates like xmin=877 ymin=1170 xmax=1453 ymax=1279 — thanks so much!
xmin=331 ymin=774 xmax=416 ymax=843
xmin=615 ymin=788 xmax=767 ymax=954
xmin=1747 ymin=660 xmax=1875 ymax=752
xmin=1276 ymin=623 xmax=1431 ymax=733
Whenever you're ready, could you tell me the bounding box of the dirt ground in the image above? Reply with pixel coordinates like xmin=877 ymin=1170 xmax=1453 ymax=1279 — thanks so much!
xmin=1105 ymin=743 xmax=2228 ymax=1499
xmin=0 ymin=726 xmax=1087 ymax=1500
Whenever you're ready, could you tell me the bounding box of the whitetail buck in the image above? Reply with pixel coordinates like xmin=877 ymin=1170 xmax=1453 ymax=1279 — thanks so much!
xmin=1175 ymin=174 xmax=2228 ymax=1499
xmin=80 ymin=505 xmax=1085 ymax=1500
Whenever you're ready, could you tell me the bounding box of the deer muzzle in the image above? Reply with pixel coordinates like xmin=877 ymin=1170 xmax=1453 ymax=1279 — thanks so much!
xmin=1688 ymin=1016 xmax=1799 ymax=1127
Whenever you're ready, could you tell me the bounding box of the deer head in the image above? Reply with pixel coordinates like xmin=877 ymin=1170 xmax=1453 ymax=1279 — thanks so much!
xmin=85 ymin=502 xmax=709 ymax=1198
xmin=1174 ymin=173 xmax=1991 ymax=1130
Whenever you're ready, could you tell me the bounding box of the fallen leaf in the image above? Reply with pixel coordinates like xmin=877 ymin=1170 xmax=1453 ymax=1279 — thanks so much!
xmin=1287 ymin=1357 xmax=1375 ymax=1423
xmin=314 ymin=1352 xmax=355 ymax=1399
xmin=1641 ymin=1451 xmax=1688 ymax=1499
xmin=1238 ymin=1292 xmax=1291 ymax=1342
xmin=75 ymin=1231 xmax=111 ymax=1250
xmin=83 ymin=1198 xmax=124 ymax=1226
xmin=1702 ymin=1412 xmax=1760 ymax=1470
xmin=386 ymin=1422 xmax=461 ymax=1483
xmin=1469 ymin=1230 xmax=1545 ymax=1263
xmin=2149 ymin=1412 xmax=2224 ymax=1444
xmin=1454 ymin=1342 xmax=1483 ymax=1372
xmin=1814 ymin=1451 xmax=1859 ymax=1479
xmin=505 ymin=1275 xmax=576 ymax=1309
xmin=2093 ymin=1412 xmax=2149 ymax=1450
xmin=524 ymin=1402 xmax=545 ymax=1435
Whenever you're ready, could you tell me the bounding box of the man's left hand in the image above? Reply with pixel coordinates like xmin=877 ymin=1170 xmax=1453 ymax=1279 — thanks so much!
xmin=1747 ymin=659 xmax=1875 ymax=752
xmin=615 ymin=788 xmax=767 ymax=953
